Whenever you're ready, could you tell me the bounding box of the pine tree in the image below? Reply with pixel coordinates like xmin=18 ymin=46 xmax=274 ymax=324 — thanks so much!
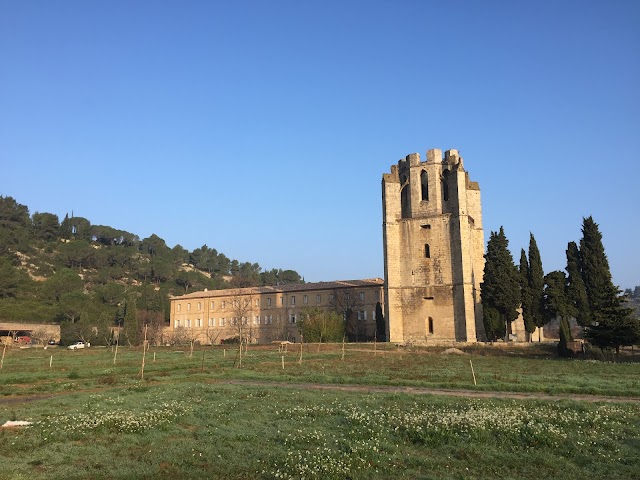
xmin=580 ymin=217 xmax=639 ymax=353
xmin=519 ymin=249 xmax=535 ymax=337
xmin=565 ymin=241 xmax=590 ymax=326
xmin=528 ymin=234 xmax=546 ymax=334
xmin=481 ymin=227 xmax=521 ymax=341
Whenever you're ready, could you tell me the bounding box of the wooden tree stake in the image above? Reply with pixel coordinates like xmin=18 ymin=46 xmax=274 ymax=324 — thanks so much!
xmin=470 ymin=359 xmax=477 ymax=386
xmin=140 ymin=324 xmax=148 ymax=379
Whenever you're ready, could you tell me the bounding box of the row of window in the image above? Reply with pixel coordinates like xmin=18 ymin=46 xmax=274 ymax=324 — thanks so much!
xmin=176 ymin=291 xmax=372 ymax=312
xmin=401 ymin=169 xmax=450 ymax=218
xmin=172 ymin=316 xmax=280 ymax=328
xmin=174 ymin=310 xmax=375 ymax=329
xmin=175 ymin=315 xmax=277 ymax=328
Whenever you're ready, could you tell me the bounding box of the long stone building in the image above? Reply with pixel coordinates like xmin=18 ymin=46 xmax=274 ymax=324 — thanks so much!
xmin=382 ymin=148 xmax=486 ymax=343
xmin=168 ymin=279 xmax=384 ymax=344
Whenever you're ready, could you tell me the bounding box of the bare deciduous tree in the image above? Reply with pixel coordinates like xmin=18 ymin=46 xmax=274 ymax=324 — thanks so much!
xmin=330 ymin=288 xmax=365 ymax=341
xmin=228 ymin=289 xmax=254 ymax=367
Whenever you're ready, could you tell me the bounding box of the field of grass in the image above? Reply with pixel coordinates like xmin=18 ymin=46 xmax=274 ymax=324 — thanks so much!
xmin=1 ymin=344 xmax=639 ymax=479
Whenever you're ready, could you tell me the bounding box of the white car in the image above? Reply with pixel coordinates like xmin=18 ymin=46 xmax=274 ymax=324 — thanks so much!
xmin=67 ymin=341 xmax=89 ymax=350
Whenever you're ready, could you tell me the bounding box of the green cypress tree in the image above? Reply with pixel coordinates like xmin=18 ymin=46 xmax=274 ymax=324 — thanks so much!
xmin=544 ymin=271 xmax=572 ymax=322
xmin=580 ymin=217 xmax=617 ymax=317
xmin=528 ymin=233 xmax=546 ymax=334
xmin=375 ymin=302 xmax=385 ymax=341
xmin=519 ymin=248 xmax=535 ymax=337
xmin=123 ymin=298 xmax=139 ymax=346
xmin=580 ymin=217 xmax=639 ymax=353
xmin=557 ymin=317 xmax=573 ymax=357
xmin=481 ymin=227 xmax=521 ymax=341
xmin=544 ymin=270 xmax=573 ymax=357
xmin=566 ymin=241 xmax=590 ymax=326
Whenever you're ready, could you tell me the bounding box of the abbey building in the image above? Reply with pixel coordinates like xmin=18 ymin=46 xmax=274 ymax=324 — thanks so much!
xmin=170 ymin=147 xmax=493 ymax=345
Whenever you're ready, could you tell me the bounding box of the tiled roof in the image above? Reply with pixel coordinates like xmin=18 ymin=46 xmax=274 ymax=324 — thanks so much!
xmin=170 ymin=278 xmax=384 ymax=300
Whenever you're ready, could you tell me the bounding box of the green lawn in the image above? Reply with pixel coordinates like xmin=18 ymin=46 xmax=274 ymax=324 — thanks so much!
xmin=1 ymin=344 xmax=639 ymax=479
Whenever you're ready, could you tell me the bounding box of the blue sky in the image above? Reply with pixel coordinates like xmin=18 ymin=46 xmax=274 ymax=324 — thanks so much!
xmin=1 ymin=1 xmax=639 ymax=288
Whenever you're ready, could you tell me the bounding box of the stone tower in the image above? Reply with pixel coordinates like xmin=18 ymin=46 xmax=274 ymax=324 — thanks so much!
xmin=382 ymin=148 xmax=485 ymax=343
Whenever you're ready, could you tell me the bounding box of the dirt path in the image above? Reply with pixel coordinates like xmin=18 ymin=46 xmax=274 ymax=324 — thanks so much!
xmin=219 ymin=379 xmax=640 ymax=404
xmin=3 ymin=379 xmax=640 ymax=405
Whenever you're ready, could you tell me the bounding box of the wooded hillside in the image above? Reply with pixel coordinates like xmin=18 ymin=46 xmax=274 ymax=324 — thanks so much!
xmin=0 ymin=195 xmax=302 ymax=344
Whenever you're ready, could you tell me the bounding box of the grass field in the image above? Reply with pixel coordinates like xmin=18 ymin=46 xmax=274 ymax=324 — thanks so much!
xmin=1 ymin=344 xmax=639 ymax=479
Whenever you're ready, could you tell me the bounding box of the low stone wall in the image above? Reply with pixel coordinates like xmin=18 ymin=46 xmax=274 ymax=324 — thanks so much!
xmin=0 ymin=322 xmax=61 ymax=344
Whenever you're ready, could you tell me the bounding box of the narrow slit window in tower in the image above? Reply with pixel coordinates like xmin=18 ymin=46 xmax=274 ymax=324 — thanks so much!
xmin=428 ymin=317 xmax=434 ymax=334
xmin=421 ymin=170 xmax=429 ymax=201
xmin=442 ymin=170 xmax=449 ymax=202
xmin=424 ymin=244 xmax=430 ymax=258
xmin=401 ymin=185 xmax=410 ymax=218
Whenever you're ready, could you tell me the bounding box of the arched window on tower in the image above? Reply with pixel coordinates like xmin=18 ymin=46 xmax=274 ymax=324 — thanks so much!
xmin=401 ymin=185 xmax=410 ymax=218
xmin=420 ymin=170 xmax=429 ymax=201
xmin=442 ymin=170 xmax=449 ymax=202
xmin=424 ymin=244 xmax=430 ymax=258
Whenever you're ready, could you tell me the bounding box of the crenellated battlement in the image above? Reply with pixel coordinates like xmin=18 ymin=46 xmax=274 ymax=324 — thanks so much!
xmin=386 ymin=148 xmax=466 ymax=184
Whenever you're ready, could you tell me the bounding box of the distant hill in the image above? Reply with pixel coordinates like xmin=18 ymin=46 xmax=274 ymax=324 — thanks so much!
xmin=0 ymin=195 xmax=302 ymax=344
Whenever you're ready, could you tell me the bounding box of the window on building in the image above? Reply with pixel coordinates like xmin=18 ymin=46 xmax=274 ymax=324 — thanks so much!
xmin=267 ymin=297 xmax=272 ymax=306
xmin=210 ymin=301 xmax=214 ymax=309
xmin=345 ymin=293 xmax=351 ymax=301
xmin=197 ymin=302 xmax=201 ymax=311
xmin=303 ymin=295 xmax=308 ymax=304
xmin=175 ymin=319 xmax=181 ymax=328
xmin=221 ymin=301 xmax=225 ymax=309
xmin=316 ymin=294 xmax=321 ymax=303
xmin=196 ymin=318 xmax=202 ymax=328
xmin=359 ymin=292 xmax=365 ymax=301
xmin=177 ymin=304 xmax=181 ymax=312
xmin=425 ymin=244 xmax=431 ymax=258
xmin=428 ymin=317 xmax=434 ymax=334
xmin=329 ymin=294 xmax=335 ymax=303
xmin=220 ymin=318 xmax=225 ymax=327
xmin=255 ymin=299 xmax=259 ymax=307
xmin=254 ymin=316 xmax=260 ymax=325
xmin=291 ymin=296 xmax=296 ymax=306
xmin=187 ymin=303 xmax=191 ymax=311
xmin=186 ymin=319 xmax=191 ymax=328
xmin=421 ymin=170 xmax=429 ymax=201
xmin=442 ymin=170 xmax=449 ymax=201
xmin=357 ymin=310 xmax=367 ymax=321
xmin=280 ymin=297 xmax=284 ymax=306
xmin=209 ymin=318 xmax=214 ymax=327
xmin=401 ymin=185 xmax=409 ymax=218
xmin=289 ymin=314 xmax=296 ymax=324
